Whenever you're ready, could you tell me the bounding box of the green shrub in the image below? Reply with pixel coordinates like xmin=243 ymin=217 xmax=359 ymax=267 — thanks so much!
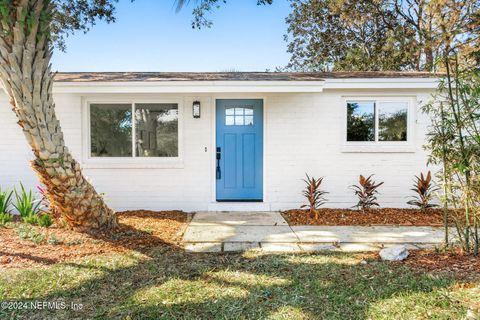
xmin=0 ymin=188 xmax=13 ymax=214
xmin=0 ymin=212 xmax=13 ymax=226
xmin=38 ymin=214 xmax=53 ymax=228
xmin=23 ymin=214 xmax=39 ymax=225
xmin=13 ymin=183 xmax=41 ymax=224
xmin=16 ymin=224 xmax=46 ymax=244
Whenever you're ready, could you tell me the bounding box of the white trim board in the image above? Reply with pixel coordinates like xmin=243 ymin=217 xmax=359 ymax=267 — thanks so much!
xmin=323 ymin=78 xmax=439 ymax=89
xmin=50 ymin=77 xmax=439 ymax=94
xmin=53 ymin=81 xmax=326 ymax=93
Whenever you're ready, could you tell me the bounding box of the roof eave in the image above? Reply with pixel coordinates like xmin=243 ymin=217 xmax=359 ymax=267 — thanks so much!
xmin=52 ymin=80 xmax=326 ymax=93
xmin=323 ymin=77 xmax=439 ymax=89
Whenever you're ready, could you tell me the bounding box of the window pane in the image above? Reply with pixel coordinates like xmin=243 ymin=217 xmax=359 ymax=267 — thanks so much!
xmin=135 ymin=103 xmax=178 ymax=157
xmin=347 ymin=102 xmax=375 ymax=141
xmin=245 ymin=115 xmax=254 ymax=125
xmin=226 ymin=108 xmax=235 ymax=115
xmin=90 ymin=104 xmax=132 ymax=157
xmin=225 ymin=115 xmax=235 ymax=126
xmin=244 ymin=107 xmax=253 ymax=115
xmin=235 ymin=107 xmax=244 ymax=115
xmin=378 ymin=102 xmax=408 ymax=141
xmin=234 ymin=115 xmax=244 ymax=125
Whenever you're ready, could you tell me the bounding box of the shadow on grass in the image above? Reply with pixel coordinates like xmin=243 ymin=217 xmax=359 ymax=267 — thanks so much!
xmin=0 ymin=248 xmax=462 ymax=319
xmin=0 ymin=251 xmax=58 ymax=265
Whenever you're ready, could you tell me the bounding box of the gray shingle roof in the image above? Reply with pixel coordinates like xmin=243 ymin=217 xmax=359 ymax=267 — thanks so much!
xmin=54 ymin=71 xmax=440 ymax=82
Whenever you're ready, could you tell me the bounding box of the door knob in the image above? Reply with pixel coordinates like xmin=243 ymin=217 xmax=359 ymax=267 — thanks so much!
xmin=216 ymin=147 xmax=221 ymax=179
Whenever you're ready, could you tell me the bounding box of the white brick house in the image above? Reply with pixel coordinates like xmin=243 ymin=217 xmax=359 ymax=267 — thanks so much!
xmin=0 ymin=72 xmax=439 ymax=212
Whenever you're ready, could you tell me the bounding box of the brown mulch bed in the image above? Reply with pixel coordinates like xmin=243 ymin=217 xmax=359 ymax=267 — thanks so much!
xmin=283 ymin=208 xmax=448 ymax=226
xmin=397 ymin=249 xmax=480 ymax=281
xmin=0 ymin=210 xmax=188 ymax=269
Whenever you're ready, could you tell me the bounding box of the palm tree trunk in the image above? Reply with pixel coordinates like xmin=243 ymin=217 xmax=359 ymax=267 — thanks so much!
xmin=0 ymin=0 xmax=117 ymax=231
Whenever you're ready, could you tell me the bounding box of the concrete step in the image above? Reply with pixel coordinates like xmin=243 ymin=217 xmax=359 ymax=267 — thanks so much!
xmin=207 ymin=202 xmax=271 ymax=212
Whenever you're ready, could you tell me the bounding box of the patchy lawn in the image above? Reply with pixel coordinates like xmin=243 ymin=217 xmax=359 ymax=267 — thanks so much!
xmin=1 ymin=210 xmax=479 ymax=319
xmin=0 ymin=249 xmax=479 ymax=319
xmin=283 ymin=208 xmax=448 ymax=226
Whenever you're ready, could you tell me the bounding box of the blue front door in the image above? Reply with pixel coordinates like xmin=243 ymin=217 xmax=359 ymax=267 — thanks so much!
xmin=216 ymin=99 xmax=263 ymax=201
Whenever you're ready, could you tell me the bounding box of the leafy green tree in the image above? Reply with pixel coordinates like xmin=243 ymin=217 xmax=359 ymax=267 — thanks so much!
xmin=178 ymin=0 xmax=273 ymax=28
xmin=285 ymin=0 xmax=479 ymax=71
xmin=423 ymin=59 xmax=480 ymax=254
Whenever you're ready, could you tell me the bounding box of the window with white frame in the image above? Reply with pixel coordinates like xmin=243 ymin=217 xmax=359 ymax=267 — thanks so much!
xmin=90 ymin=103 xmax=179 ymax=158
xmin=346 ymin=100 xmax=408 ymax=142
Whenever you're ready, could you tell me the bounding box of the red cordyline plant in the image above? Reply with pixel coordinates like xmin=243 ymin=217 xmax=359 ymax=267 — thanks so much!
xmin=407 ymin=171 xmax=439 ymax=211
xmin=351 ymin=175 xmax=384 ymax=211
xmin=301 ymin=174 xmax=328 ymax=219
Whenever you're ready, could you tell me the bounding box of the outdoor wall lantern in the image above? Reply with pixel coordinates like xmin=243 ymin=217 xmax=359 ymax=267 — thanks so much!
xmin=192 ymin=100 xmax=201 ymax=118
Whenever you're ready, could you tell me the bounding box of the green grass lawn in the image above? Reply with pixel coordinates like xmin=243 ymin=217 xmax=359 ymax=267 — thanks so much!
xmin=0 ymin=248 xmax=478 ymax=319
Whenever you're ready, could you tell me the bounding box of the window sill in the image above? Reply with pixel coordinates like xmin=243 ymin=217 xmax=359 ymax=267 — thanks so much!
xmin=82 ymin=159 xmax=184 ymax=169
xmin=340 ymin=145 xmax=416 ymax=153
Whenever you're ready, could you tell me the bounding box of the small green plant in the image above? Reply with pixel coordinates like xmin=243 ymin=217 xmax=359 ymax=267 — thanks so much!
xmin=22 ymin=214 xmax=39 ymax=225
xmin=0 ymin=188 xmax=13 ymax=214
xmin=301 ymin=174 xmax=328 ymax=219
xmin=142 ymin=228 xmax=154 ymax=235
xmin=407 ymin=171 xmax=439 ymax=211
xmin=16 ymin=224 xmax=46 ymax=244
xmin=13 ymin=183 xmax=41 ymax=224
xmin=351 ymin=175 xmax=384 ymax=211
xmin=47 ymin=234 xmax=62 ymax=245
xmin=37 ymin=214 xmax=53 ymax=228
xmin=65 ymin=239 xmax=84 ymax=246
xmin=0 ymin=212 xmax=13 ymax=226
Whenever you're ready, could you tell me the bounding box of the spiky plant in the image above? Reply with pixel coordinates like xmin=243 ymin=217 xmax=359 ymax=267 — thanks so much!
xmin=407 ymin=171 xmax=439 ymax=211
xmin=0 ymin=213 xmax=13 ymax=226
xmin=0 ymin=188 xmax=13 ymax=214
xmin=301 ymin=174 xmax=328 ymax=219
xmin=13 ymin=183 xmax=41 ymax=222
xmin=351 ymin=175 xmax=384 ymax=211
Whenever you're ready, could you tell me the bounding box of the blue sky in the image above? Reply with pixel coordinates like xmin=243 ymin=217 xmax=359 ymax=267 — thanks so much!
xmin=52 ymin=0 xmax=292 ymax=72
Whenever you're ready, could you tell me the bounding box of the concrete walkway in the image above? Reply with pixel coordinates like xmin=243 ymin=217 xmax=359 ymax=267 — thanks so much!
xmin=183 ymin=211 xmax=449 ymax=253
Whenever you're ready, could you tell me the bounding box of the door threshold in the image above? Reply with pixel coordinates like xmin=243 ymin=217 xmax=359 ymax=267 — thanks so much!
xmin=216 ymin=200 xmax=263 ymax=202
xmin=208 ymin=202 xmax=271 ymax=212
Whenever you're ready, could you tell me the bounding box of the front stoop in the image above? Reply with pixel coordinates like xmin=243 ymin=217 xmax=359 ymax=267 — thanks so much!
xmin=183 ymin=212 xmax=451 ymax=253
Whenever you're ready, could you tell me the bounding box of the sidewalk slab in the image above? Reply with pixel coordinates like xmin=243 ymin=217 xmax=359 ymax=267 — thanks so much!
xmin=191 ymin=211 xmax=288 ymax=226
xmin=299 ymin=244 xmax=337 ymax=252
xmin=184 ymin=225 xmax=299 ymax=243
xmin=292 ymin=226 xmax=447 ymax=244
xmin=261 ymin=243 xmax=302 ymax=253
xmin=224 ymin=242 xmax=261 ymax=252
xmin=185 ymin=242 xmax=222 ymax=253
xmin=182 ymin=211 xmax=449 ymax=253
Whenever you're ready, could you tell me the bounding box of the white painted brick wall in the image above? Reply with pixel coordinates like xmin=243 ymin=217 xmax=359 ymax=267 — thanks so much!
xmin=0 ymin=88 xmax=436 ymax=212
xmin=265 ymin=90 xmax=436 ymax=210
